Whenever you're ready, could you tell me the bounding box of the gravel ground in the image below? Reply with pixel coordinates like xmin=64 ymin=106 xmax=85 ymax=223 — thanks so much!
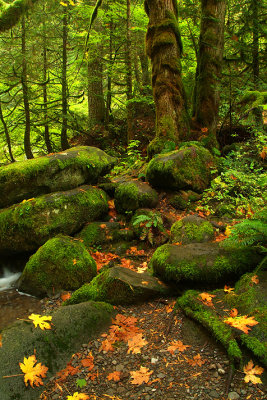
xmin=39 ymin=298 xmax=266 ymax=400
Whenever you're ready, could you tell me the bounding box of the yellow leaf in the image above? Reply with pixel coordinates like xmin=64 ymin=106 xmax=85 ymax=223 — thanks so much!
xmin=198 ymin=292 xmax=215 ymax=307
xmin=19 ymin=354 xmax=48 ymax=387
xmin=67 ymin=393 xmax=89 ymax=400
xmin=130 ymin=366 xmax=153 ymax=385
xmin=243 ymin=360 xmax=264 ymax=384
xmin=224 ymin=313 xmax=258 ymax=334
xmin=28 ymin=314 xmax=52 ymax=330
xmin=225 ymin=225 xmax=232 ymax=237
xmin=224 ymin=285 xmax=235 ymax=294
xmin=251 ymin=275 xmax=259 ymax=285
xmin=60 ymin=1 xmax=68 ymax=6
xmin=69 ymin=0 xmax=75 ymax=5
xmin=127 ymin=334 xmax=148 ymax=354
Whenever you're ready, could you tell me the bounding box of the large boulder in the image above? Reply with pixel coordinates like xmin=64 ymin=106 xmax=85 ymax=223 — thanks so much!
xmin=0 ymin=146 xmax=116 ymax=208
xmin=75 ymin=221 xmax=135 ymax=248
xmin=177 ymin=270 xmax=267 ymax=366
xmin=114 ymin=180 xmax=158 ymax=214
xmin=65 ymin=266 xmax=170 ymax=305
xmin=18 ymin=235 xmax=97 ymax=297
xmin=150 ymin=243 xmax=263 ymax=285
xmin=146 ymin=144 xmax=216 ymax=192
xmin=0 ymin=185 xmax=108 ymax=256
xmin=0 ymin=301 xmax=114 ymax=400
xmin=170 ymin=215 xmax=214 ymax=244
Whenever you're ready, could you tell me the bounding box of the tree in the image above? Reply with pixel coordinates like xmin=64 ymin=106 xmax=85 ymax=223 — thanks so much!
xmin=0 ymin=0 xmax=38 ymax=32
xmin=145 ymin=0 xmax=189 ymax=157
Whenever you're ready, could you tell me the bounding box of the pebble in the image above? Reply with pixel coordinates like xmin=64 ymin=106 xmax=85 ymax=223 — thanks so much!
xmin=228 ymin=392 xmax=240 ymax=400
xmin=209 ymin=389 xmax=219 ymax=397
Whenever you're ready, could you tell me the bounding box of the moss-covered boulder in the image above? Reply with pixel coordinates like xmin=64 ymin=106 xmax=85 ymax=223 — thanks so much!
xmin=177 ymin=270 xmax=267 ymax=366
xmin=65 ymin=266 xmax=170 ymax=305
xmin=0 ymin=146 xmax=116 ymax=208
xmin=150 ymin=243 xmax=262 ymax=285
xmin=170 ymin=215 xmax=214 ymax=244
xmin=0 ymin=301 xmax=114 ymax=400
xmin=169 ymin=190 xmax=202 ymax=210
xmin=75 ymin=221 xmax=135 ymax=248
xmin=17 ymin=236 xmax=97 ymax=297
xmin=114 ymin=180 xmax=158 ymax=213
xmin=146 ymin=144 xmax=215 ymax=192
xmin=0 ymin=185 xmax=108 ymax=256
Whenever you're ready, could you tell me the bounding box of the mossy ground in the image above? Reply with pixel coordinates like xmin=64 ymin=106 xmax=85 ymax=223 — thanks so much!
xmin=114 ymin=181 xmax=158 ymax=214
xmin=170 ymin=217 xmax=214 ymax=243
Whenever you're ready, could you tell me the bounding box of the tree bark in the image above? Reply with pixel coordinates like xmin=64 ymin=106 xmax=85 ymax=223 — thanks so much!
xmin=126 ymin=0 xmax=134 ymax=143
xmin=145 ymin=0 xmax=189 ymax=157
xmin=61 ymin=8 xmax=69 ymax=150
xmin=105 ymin=18 xmax=113 ymax=127
xmin=21 ymin=15 xmax=33 ymax=159
xmin=0 ymin=101 xmax=15 ymax=162
xmin=251 ymin=0 xmax=259 ymax=90
xmin=42 ymin=10 xmax=52 ymax=154
xmin=192 ymin=0 xmax=226 ymax=149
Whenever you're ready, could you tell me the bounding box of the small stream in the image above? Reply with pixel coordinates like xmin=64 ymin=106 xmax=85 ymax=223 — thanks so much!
xmin=0 ymin=268 xmax=41 ymax=331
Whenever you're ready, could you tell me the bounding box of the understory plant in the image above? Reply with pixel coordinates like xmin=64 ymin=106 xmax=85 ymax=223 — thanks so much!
xmin=132 ymin=212 xmax=165 ymax=245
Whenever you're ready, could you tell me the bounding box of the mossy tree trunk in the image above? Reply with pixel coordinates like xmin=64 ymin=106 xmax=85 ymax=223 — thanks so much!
xmin=42 ymin=9 xmax=52 ymax=154
xmin=87 ymin=48 xmax=105 ymax=129
xmin=0 ymin=0 xmax=39 ymax=32
xmin=145 ymin=0 xmax=189 ymax=157
xmin=126 ymin=0 xmax=134 ymax=143
xmin=21 ymin=15 xmax=33 ymax=159
xmin=0 ymin=101 xmax=15 ymax=162
xmin=61 ymin=7 xmax=69 ymax=150
xmin=252 ymin=0 xmax=259 ymax=90
xmin=192 ymin=0 xmax=226 ymax=150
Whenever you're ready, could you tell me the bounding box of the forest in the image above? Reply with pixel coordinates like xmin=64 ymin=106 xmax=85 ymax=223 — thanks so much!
xmin=0 ymin=0 xmax=266 ymax=400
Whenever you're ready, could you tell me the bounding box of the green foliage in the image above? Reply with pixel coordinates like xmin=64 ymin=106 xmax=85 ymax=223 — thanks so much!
xmin=76 ymin=378 xmax=87 ymax=389
xmin=108 ymin=140 xmax=145 ymax=177
xmin=132 ymin=212 xmax=164 ymax=245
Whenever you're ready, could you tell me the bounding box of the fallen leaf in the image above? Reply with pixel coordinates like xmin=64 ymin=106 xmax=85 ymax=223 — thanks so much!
xmin=28 ymin=314 xmax=52 ymax=330
xmin=137 ymin=262 xmax=147 ymax=273
xmin=73 ymin=259 xmax=77 ymax=265
xmin=224 ymin=311 xmax=259 ymax=334
xmin=61 ymin=292 xmax=71 ymax=301
xmin=230 ymin=308 xmax=238 ymax=317
xmin=130 ymin=366 xmax=153 ymax=385
xmin=243 ymin=360 xmax=264 ymax=384
xmin=57 ymin=362 xmax=80 ymax=382
xmin=167 ymin=340 xmax=190 ymax=354
xmin=251 ymin=275 xmax=259 ymax=285
xmin=224 ymin=285 xmax=235 ymax=294
xmin=187 ymin=354 xmax=206 ymax=367
xmin=19 ymin=354 xmax=48 ymax=387
xmin=100 ymin=224 xmax=107 ymax=229
xmin=141 ymin=281 xmax=149 ymax=285
xmin=225 ymin=226 xmax=232 ymax=236
xmin=127 ymin=334 xmax=148 ymax=354
xmin=0 ymin=334 xmax=2 ymax=347
xmin=81 ymin=354 xmax=94 ymax=371
xmin=198 ymin=292 xmax=215 ymax=307
xmin=107 ymin=371 xmax=121 ymax=382
xmin=67 ymin=393 xmax=89 ymax=400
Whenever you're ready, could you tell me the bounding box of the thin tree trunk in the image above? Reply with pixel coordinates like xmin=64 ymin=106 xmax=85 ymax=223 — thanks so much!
xmin=252 ymin=0 xmax=259 ymax=90
xmin=21 ymin=16 xmax=33 ymax=159
xmin=145 ymin=0 xmax=189 ymax=157
xmin=0 ymin=101 xmax=15 ymax=162
xmin=61 ymin=8 xmax=69 ymax=150
xmin=126 ymin=0 xmax=134 ymax=143
xmin=192 ymin=0 xmax=226 ymax=149
xmin=42 ymin=11 xmax=52 ymax=153
xmin=105 ymin=19 xmax=113 ymax=126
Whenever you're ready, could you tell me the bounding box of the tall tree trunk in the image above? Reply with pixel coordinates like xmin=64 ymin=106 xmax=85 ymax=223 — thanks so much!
xmin=145 ymin=0 xmax=189 ymax=158
xmin=21 ymin=16 xmax=33 ymax=159
xmin=42 ymin=11 xmax=52 ymax=153
xmin=192 ymin=0 xmax=226 ymax=149
xmin=126 ymin=0 xmax=134 ymax=143
xmin=105 ymin=18 xmax=113 ymax=127
xmin=252 ymin=0 xmax=259 ymax=90
xmin=61 ymin=8 xmax=69 ymax=150
xmin=0 ymin=101 xmax=15 ymax=162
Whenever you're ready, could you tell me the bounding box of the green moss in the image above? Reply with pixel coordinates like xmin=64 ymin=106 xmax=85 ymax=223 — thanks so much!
xmin=114 ymin=181 xmax=158 ymax=214
xmin=170 ymin=219 xmax=214 ymax=243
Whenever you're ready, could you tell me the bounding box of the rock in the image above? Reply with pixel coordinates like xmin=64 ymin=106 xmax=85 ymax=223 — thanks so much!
xmin=0 ymin=185 xmax=108 ymax=256
xmin=228 ymin=392 xmax=240 ymax=400
xmin=17 ymin=235 xmax=97 ymax=297
xmin=64 ymin=266 xmax=171 ymax=305
xmin=150 ymin=243 xmax=262 ymax=285
xmin=146 ymin=143 xmax=216 ymax=192
xmin=0 ymin=146 xmax=116 ymax=208
xmin=75 ymin=221 xmax=135 ymax=248
xmin=177 ymin=270 xmax=267 ymax=366
xmin=0 ymin=301 xmax=114 ymax=400
xmin=169 ymin=190 xmax=202 ymax=210
xmin=114 ymin=180 xmax=158 ymax=214
xmin=170 ymin=215 xmax=214 ymax=244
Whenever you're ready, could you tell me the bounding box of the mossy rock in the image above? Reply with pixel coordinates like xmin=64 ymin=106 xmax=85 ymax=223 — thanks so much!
xmin=0 ymin=301 xmax=114 ymax=400
xmin=75 ymin=221 xmax=135 ymax=248
xmin=0 ymin=146 xmax=117 ymax=208
xmin=169 ymin=190 xmax=202 ymax=210
xmin=114 ymin=180 xmax=158 ymax=214
xmin=177 ymin=270 xmax=267 ymax=367
xmin=150 ymin=243 xmax=263 ymax=285
xmin=0 ymin=185 xmax=108 ymax=256
xmin=65 ymin=266 xmax=171 ymax=306
xmin=17 ymin=235 xmax=97 ymax=297
xmin=146 ymin=144 xmax=216 ymax=192
xmin=170 ymin=215 xmax=214 ymax=244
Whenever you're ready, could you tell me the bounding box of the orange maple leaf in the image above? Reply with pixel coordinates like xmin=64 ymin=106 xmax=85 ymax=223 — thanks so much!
xmin=251 ymin=275 xmax=259 ymax=285
xmin=187 ymin=354 xmax=206 ymax=367
xmin=167 ymin=340 xmax=190 ymax=354
xmin=81 ymin=354 xmax=94 ymax=371
xmin=107 ymin=371 xmax=121 ymax=382
xmin=100 ymin=224 xmax=107 ymax=229
xmin=198 ymin=292 xmax=215 ymax=307
xmin=243 ymin=360 xmax=264 ymax=384
xmin=73 ymin=259 xmax=77 ymax=265
xmin=127 ymin=333 xmax=148 ymax=354
xmin=224 ymin=310 xmax=259 ymax=334
xmin=67 ymin=393 xmax=89 ymax=400
xmin=19 ymin=354 xmax=48 ymax=387
xmin=0 ymin=334 xmax=2 ymax=347
xmin=56 ymin=362 xmax=80 ymax=382
xmin=130 ymin=366 xmax=153 ymax=385
xmin=137 ymin=262 xmax=147 ymax=273
xmin=224 ymin=285 xmax=235 ymax=294
xmin=61 ymin=292 xmax=71 ymax=301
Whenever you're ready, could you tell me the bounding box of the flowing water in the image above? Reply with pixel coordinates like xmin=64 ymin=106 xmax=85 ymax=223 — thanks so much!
xmin=0 ymin=268 xmax=41 ymax=330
